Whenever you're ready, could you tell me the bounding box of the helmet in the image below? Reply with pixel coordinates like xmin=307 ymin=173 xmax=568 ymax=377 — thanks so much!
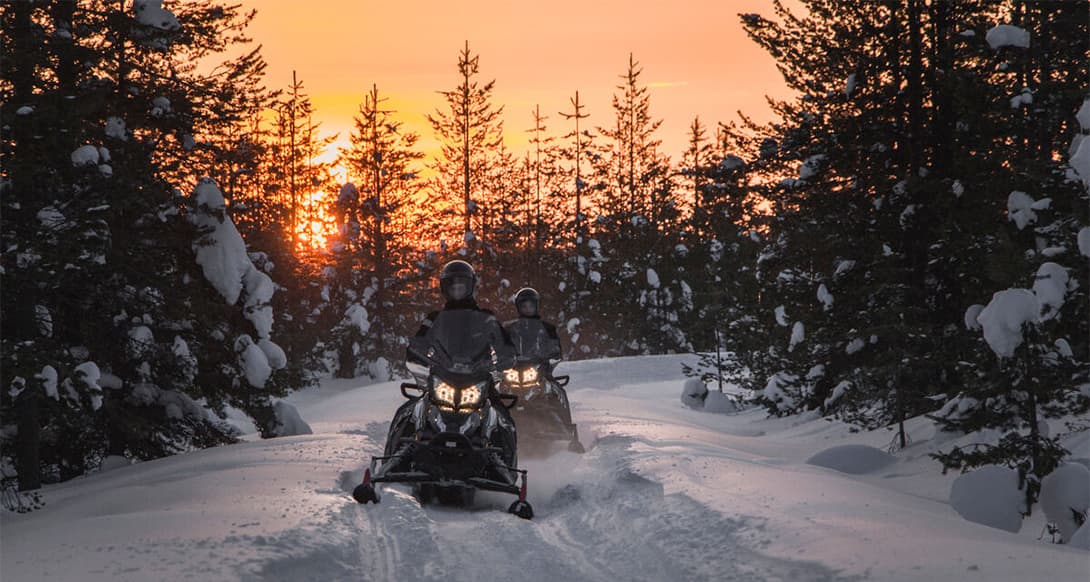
xmin=440 ymin=260 xmax=477 ymax=301
xmin=514 ymin=287 xmax=540 ymax=318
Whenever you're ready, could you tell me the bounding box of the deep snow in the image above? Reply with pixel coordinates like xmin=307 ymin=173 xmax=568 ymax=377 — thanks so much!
xmin=2 ymin=355 xmax=1087 ymax=581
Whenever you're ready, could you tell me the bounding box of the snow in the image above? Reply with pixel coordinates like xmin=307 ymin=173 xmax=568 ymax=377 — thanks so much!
xmin=235 ymin=335 xmax=271 ymax=388
xmin=4 ymin=355 xmax=1089 ymax=582
xmin=646 ymin=268 xmax=660 ymax=289
xmin=104 ymin=116 xmax=126 ymax=140
xmin=816 ymin=283 xmax=833 ymax=311
xmin=588 ymin=270 xmax=601 ymax=284
xmin=799 ymin=154 xmax=825 ymax=180
xmin=36 ymin=365 xmax=58 ymax=400
xmin=846 ymin=337 xmax=865 ymax=354
xmin=964 ymin=304 xmax=985 ymax=331
xmin=344 ymin=303 xmax=370 ymax=334
xmin=243 ymin=267 xmax=275 ymax=338
xmin=1070 ymin=523 xmax=1090 ymax=550
xmin=191 ymin=179 xmax=280 ymax=341
xmin=1032 ymin=262 xmax=1068 ymax=320
xmin=951 ymin=179 xmax=964 ymax=197
xmin=762 ymin=372 xmax=797 ymax=411
xmin=789 ymin=321 xmax=805 ymax=351
xmin=834 ymin=259 xmax=855 ymax=276
xmin=774 ymin=305 xmax=788 ymax=326
xmin=843 ymin=73 xmax=856 ymax=98
xmin=191 ymin=180 xmax=250 ymax=305
xmin=1077 ymin=98 xmax=1090 ymax=131
xmin=949 ymin=466 xmax=1025 ymax=533
xmin=824 ymin=380 xmax=850 ymax=407
xmin=150 ymin=96 xmax=171 ymax=117
xmin=1079 ymin=227 xmax=1090 ymax=257
xmin=1071 ymin=134 xmax=1090 ymax=189
xmin=127 ymin=325 xmax=153 ymax=359
xmin=258 ymin=338 xmax=287 ymax=370
xmin=1039 ymin=463 xmax=1090 ymax=544
xmin=702 ymin=390 xmax=738 ymax=414
xmin=1009 ymin=88 xmax=1033 ymax=109
xmin=1006 ymin=190 xmax=1037 ymax=230
xmin=70 ymin=145 xmax=100 ymax=166
xmin=73 ymin=361 xmax=103 ymax=411
xmin=271 ymin=401 xmax=312 ymax=436
xmin=985 ymin=24 xmax=1030 ymax=49
xmin=15 ymin=105 xmax=33 ymax=115
xmin=680 ymin=378 xmax=707 ymax=409
xmin=976 ymin=289 xmax=1040 ymax=358
xmin=807 ymin=445 xmax=895 ymax=475
xmin=134 ymin=0 xmax=179 ymax=30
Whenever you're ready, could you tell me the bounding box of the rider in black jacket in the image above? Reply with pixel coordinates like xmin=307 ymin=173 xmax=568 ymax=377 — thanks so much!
xmin=503 ymin=287 xmax=561 ymax=366
xmin=408 ymin=260 xmax=515 ymax=371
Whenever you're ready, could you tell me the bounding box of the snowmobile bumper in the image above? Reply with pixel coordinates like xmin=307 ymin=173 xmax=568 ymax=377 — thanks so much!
xmin=367 ymin=432 xmax=523 ymax=495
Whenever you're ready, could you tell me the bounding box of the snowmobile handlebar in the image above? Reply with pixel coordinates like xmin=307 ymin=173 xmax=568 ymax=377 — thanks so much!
xmin=401 ymin=383 xmax=425 ymax=399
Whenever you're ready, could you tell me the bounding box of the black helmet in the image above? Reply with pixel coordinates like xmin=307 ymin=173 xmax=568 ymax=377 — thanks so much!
xmin=440 ymin=260 xmax=477 ymax=302
xmin=514 ymin=287 xmax=540 ymax=317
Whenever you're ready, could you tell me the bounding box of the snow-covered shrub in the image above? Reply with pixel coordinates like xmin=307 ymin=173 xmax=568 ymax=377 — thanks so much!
xmin=949 ymin=465 xmax=1025 ymax=533
xmin=271 ymin=401 xmax=312 ymax=437
xmin=1040 ymin=463 xmax=1090 ymax=544
xmin=681 ymin=378 xmax=708 ymax=409
xmin=703 ymin=391 xmax=739 ymax=414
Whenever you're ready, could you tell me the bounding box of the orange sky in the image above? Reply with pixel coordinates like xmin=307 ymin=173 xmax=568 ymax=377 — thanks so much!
xmin=238 ymin=0 xmax=795 ymax=175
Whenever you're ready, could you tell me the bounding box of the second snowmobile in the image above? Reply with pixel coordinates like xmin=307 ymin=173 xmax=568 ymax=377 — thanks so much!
xmin=500 ymin=360 xmax=584 ymax=455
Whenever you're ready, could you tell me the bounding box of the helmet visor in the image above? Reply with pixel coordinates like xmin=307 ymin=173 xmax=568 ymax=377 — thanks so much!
xmin=445 ymin=276 xmax=473 ymax=301
xmin=517 ymin=299 xmax=538 ymax=317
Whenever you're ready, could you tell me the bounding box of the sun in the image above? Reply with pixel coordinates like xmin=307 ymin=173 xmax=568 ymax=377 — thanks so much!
xmin=293 ymin=136 xmax=351 ymax=254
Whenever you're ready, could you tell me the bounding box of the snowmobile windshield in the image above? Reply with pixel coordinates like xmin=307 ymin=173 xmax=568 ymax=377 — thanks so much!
xmin=418 ymin=310 xmax=498 ymax=377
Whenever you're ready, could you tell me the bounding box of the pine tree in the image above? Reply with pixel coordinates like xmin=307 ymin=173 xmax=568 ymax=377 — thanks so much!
xmin=0 ymin=0 xmax=295 ymax=495
xmin=426 ymin=41 xmax=505 ymax=247
xmin=333 ymin=84 xmax=427 ymax=377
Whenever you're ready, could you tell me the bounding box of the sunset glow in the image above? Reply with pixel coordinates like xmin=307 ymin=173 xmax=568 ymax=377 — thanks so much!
xmin=239 ymin=0 xmax=794 ymax=172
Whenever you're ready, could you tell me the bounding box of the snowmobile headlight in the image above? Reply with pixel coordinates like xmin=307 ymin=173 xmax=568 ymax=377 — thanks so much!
xmin=458 ymin=382 xmax=485 ymax=408
xmin=521 ymin=367 xmax=539 ymax=383
xmin=433 ymin=381 xmax=457 ymax=409
xmin=503 ymin=369 xmax=521 ymax=384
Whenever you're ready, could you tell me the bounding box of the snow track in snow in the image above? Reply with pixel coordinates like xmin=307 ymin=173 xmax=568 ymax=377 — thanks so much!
xmin=241 ymin=423 xmax=850 ymax=582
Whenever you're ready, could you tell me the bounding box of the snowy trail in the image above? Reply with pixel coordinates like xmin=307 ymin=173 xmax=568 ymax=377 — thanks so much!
xmin=4 ymin=355 xmax=1087 ymax=581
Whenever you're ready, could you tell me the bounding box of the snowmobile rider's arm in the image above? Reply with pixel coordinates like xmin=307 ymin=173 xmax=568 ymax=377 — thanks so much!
xmin=406 ymin=311 xmax=439 ymax=367
xmin=490 ymin=320 xmax=516 ymax=371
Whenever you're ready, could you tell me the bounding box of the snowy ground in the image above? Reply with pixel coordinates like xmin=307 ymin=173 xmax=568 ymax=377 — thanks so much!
xmin=3 ymin=355 xmax=1087 ymax=581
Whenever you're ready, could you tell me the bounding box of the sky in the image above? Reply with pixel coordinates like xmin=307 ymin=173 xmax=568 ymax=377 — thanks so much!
xmin=236 ymin=0 xmax=796 ymax=177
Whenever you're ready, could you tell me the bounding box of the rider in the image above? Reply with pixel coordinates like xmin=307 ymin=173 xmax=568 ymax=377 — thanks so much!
xmin=503 ymin=287 xmax=582 ymax=452
xmin=503 ymin=287 xmax=561 ymax=366
xmin=408 ymin=259 xmax=515 ymax=371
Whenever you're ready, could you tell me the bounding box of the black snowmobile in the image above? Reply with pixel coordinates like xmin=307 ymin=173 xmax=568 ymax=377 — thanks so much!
xmin=500 ymin=358 xmax=584 ymax=455
xmin=352 ymin=310 xmax=533 ymax=519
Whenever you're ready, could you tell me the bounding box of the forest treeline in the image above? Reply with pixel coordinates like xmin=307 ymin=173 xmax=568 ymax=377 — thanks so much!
xmin=1 ymin=0 xmax=1087 ymax=513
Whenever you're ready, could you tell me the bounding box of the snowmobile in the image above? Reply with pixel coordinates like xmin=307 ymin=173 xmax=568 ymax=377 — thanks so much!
xmin=500 ymin=359 xmax=584 ymax=455
xmin=352 ymin=311 xmax=533 ymax=519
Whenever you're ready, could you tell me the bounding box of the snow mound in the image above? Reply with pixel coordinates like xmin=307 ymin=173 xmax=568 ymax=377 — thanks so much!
xmin=986 ymin=24 xmax=1030 ymax=49
xmin=703 ymin=390 xmax=738 ymax=414
xmin=1078 ymin=227 xmax=1090 ymax=257
xmin=680 ymin=378 xmax=707 ymax=409
xmin=1040 ymin=463 xmax=1090 ymax=544
xmin=71 ymin=145 xmax=100 ymax=166
xmin=950 ymin=465 xmax=1024 ymax=533
xmin=806 ymin=444 xmax=895 ymax=475
xmin=977 ymin=289 xmax=1039 ymax=358
xmin=272 ymin=401 xmax=312 ymax=436
xmin=1070 ymin=522 xmax=1090 ymax=550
